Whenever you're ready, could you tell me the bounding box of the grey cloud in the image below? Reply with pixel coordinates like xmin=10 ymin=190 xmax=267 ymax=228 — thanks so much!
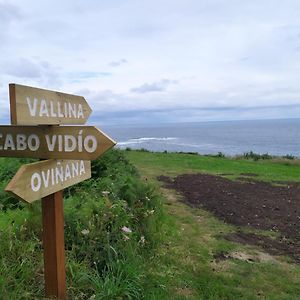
xmin=294 ymin=45 xmax=300 ymax=52
xmin=0 ymin=3 xmax=22 ymax=22
xmin=3 ymin=58 xmax=62 ymax=87
xmin=119 ymin=22 xmax=162 ymax=39
xmin=90 ymin=103 xmax=300 ymax=126
xmin=131 ymin=79 xmax=178 ymax=93
xmin=5 ymin=58 xmax=41 ymax=78
xmin=108 ymin=59 xmax=127 ymax=67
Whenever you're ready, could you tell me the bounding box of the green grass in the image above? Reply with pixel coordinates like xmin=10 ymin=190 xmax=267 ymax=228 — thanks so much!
xmin=0 ymin=150 xmax=166 ymax=299
xmin=124 ymin=150 xmax=300 ymax=299
xmin=124 ymin=150 xmax=300 ymax=183
xmin=1 ymin=149 xmax=300 ymax=299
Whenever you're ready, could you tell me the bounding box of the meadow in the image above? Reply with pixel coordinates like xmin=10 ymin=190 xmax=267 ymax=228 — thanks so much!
xmin=124 ymin=150 xmax=300 ymax=299
xmin=0 ymin=149 xmax=300 ymax=299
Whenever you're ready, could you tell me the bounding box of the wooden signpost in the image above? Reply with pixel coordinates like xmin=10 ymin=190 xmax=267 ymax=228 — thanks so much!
xmin=0 ymin=125 xmax=115 ymax=160
xmin=9 ymin=83 xmax=92 ymax=125
xmin=5 ymin=159 xmax=91 ymax=203
xmin=2 ymin=83 xmax=116 ymax=299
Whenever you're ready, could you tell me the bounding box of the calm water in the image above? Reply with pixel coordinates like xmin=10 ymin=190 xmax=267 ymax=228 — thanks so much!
xmin=101 ymin=119 xmax=300 ymax=157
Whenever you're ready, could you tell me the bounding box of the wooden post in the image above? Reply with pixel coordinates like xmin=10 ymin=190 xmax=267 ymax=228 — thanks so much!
xmin=42 ymin=191 xmax=67 ymax=299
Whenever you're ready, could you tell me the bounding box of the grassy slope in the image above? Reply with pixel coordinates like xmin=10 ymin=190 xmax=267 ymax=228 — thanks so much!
xmin=125 ymin=151 xmax=300 ymax=300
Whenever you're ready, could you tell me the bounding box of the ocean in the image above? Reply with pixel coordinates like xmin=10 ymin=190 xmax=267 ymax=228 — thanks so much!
xmin=101 ymin=119 xmax=300 ymax=157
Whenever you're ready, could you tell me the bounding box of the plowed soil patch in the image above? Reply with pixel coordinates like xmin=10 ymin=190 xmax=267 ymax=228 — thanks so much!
xmin=158 ymin=174 xmax=300 ymax=261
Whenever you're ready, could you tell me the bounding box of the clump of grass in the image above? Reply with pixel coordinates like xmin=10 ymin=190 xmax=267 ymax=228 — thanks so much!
xmin=205 ymin=152 xmax=226 ymax=158
xmin=282 ymin=154 xmax=295 ymax=160
xmin=137 ymin=148 xmax=151 ymax=152
xmin=177 ymin=151 xmax=198 ymax=155
xmin=243 ymin=151 xmax=273 ymax=161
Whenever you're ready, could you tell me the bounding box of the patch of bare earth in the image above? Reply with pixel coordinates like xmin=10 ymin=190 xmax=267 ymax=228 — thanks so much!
xmin=158 ymin=174 xmax=300 ymax=262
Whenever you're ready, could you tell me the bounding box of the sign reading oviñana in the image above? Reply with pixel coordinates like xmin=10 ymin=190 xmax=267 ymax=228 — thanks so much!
xmin=5 ymin=159 xmax=91 ymax=203
xmin=9 ymin=83 xmax=92 ymax=125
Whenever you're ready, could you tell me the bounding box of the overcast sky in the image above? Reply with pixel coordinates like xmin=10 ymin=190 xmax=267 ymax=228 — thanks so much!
xmin=1 ymin=0 xmax=300 ymax=125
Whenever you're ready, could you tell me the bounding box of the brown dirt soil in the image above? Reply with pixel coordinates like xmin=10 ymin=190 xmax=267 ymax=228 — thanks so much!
xmin=158 ymin=174 xmax=300 ymax=262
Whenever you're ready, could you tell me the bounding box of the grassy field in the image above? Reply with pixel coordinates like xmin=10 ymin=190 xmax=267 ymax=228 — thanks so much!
xmin=124 ymin=150 xmax=300 ymax=182
xmin=0 ymin=150 xmax=300 ymax=299
xmin=125 ymin=150 xmax=300 ymax=299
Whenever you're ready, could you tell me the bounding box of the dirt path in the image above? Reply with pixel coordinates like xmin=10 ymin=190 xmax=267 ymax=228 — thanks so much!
xmin=158 ymin=174 xmax=300 ymax=262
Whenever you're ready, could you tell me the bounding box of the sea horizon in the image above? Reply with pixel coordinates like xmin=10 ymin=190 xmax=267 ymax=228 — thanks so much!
xmin=101 ymin=118 xmax=300 ymax=157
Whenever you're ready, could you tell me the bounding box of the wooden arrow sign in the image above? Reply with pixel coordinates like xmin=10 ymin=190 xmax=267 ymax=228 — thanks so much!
xmin=0 ymin=125 xmax=116 ymax=160
xmin=5 ymin=159 xmax=91 ymax=203
xmin=9 ymin=83 xmax=92 ymax=125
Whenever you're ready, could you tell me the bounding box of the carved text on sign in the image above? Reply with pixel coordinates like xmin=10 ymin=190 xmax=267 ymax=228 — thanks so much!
xmin=5 ymin=159 xmax=91 ymax=203
xmin=31 ymin=160 xmax=87 ymax=192
xmin=26 ymin=97 xmax=85 ymax=119
xmin=0 ymin=126 xmax=116 ymax=160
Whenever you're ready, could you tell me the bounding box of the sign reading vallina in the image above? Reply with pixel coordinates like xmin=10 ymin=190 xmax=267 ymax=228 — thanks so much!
xmin=5 ymin=159 xmax=91 ymax=203
xmin=9 ymin=83 xmax=92 ymax=125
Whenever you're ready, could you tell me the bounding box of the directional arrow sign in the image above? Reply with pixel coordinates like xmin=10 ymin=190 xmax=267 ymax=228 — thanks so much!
xmin=5 ymin=159 xmax=91 ymax=203
xmin=9 ymin=83 xmax=92 ymax=125
xmin=0 ymin=125 xmax=116 ymax=160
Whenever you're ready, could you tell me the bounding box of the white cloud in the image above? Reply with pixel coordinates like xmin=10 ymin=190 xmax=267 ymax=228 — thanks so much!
xmin=0 ymin=0 xmax=300 ymax=124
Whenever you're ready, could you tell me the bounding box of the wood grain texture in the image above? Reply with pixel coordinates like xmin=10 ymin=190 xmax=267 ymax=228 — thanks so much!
xmin=42 ymin=191 xmax=67 ymax=299
xmin=0 ymin=125 xmax=116 ymax=160
xmin=9 ymin=83 xmax=92 ymax=125
xmin=9 ymin=84 xmax=17 ymax=125
xmin=5 ymin=159 xmax=91 ymax=203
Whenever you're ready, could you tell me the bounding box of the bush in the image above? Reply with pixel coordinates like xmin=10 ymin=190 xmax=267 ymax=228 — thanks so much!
xmin=216 ymin=152 xmax=225 ymax=158
xmin=282 ymin=154 xmax=295 ymax=160
xmin=243 ymin=151 xmax=273 ymax=161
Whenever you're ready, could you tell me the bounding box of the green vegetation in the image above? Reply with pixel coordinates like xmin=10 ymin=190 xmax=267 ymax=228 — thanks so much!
xmin=124 ymin=150 xmax=300 ymax=299
xmin=0 ymin=150 xmax=164 ymax=299
xmin=124 ymin=150 xmax=300 ymax=182
xmin=1 ymin=149 xmax=300 ymax=299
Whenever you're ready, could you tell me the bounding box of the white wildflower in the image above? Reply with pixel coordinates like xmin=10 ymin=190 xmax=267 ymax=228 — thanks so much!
xmin=139 ymin=236 xmax=145 ymax=245
xmin=121 ymin=226 xmax=132 ymax=233
xmin=102 ymin=191 xmax=110 ymax=196
xmin=81 ymin=229 xmax=90 ymax=235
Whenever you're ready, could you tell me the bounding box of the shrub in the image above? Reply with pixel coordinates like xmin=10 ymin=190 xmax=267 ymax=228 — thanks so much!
xmin=282 ymin=154 xmax=295 ymax=160
xmin=243 ymin=151 xmax=272 ymax=161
